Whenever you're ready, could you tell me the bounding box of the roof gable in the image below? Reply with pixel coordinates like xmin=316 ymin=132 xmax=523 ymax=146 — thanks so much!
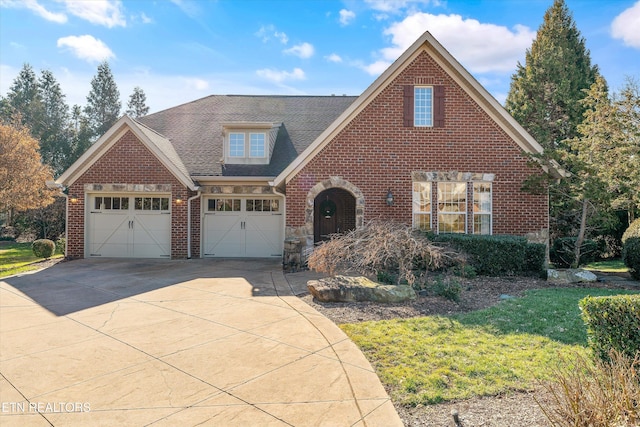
xmin=56 ymin=115 xmax=195 ymax=190
xmin=273 ymin=31 xmax=560 ymax=186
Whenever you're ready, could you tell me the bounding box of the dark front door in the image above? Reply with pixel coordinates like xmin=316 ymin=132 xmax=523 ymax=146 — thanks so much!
xmin=314 ymin=188 xmax=356 ymax=242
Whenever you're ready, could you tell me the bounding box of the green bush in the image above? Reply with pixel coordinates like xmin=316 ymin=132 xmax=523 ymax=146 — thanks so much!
xmin=433 ymin=234 xmax=545 ymax=276
xmin=622 ymin=218 xmax=640 ymax=244
xmin=550 ymin=237 xmax=598 ymax=268
xmin=622 ymin=237 xmax=640 ymax=280
xmin=55 ymin=237 xmax=66 ymax=256
xmin=32 ymin=239 xmax=56 ymax=258
xmin=431 ymin=276 xmax=461 ymax=302
xmin=580 ymin=294 xmax=640 ymax=361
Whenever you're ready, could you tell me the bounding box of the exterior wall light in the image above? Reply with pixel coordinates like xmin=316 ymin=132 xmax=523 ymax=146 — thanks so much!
xmin=70 ymin=197 xmax=78 ymax=204
xmin=386 ymin=190 xmax=394 ymax=206
xmin=175 ymin=198 xmax=183 ymax=205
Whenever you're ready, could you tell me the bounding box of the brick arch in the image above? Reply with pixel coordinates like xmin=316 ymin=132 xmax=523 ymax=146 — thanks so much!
xmin=305 ymin=177 xmax=365 ymax=239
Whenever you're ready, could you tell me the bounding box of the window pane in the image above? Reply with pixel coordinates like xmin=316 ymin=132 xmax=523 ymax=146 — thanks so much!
xmin=414 ymin=213 xmax=431 ymax=231
xmin=412 ymin=182 xmax=431 ymax=213
xmin=414 ymin=87 xmax=433 ymax=127
xmin=232 ymin=199 xmax=241 ymax=211
xmin=473 ymin=183 xmax=492 ymax=213
xmin=95 ymin=197 xmax=102 ymax=210
xmin=135 ymin=197 xmax=143 ymax=210
xmin=254 ymin=200 xmax=262 ymax=211
xmin=229 ymin=133 xmax=245 ymax=157
xmin=250 ymin=133 xmax=265 ymax=157
xmin=103 ymin=197 xmax=111 ymax=209
xmin=246 ymin=200 xmax=254 ymax=211
xmin=152 ymin=197 xmax=160 ymax=210
xmin=207 ymin=199 xmax=216 ymax=211
xmin=143 ymin=197 xmax=151 ymax=210
xmin=121 ymin=197 xmax=129 ymax=210
xmin=161 ymin=198 xmax=168 ymax=210
xmin=113 ymin=197 xmax=120 ymax=210
xmin=474 ymin=214 xmax=491 ymax=235
xmin=271 ymin=200 xmax=279 ymax=212
xmin=438 ymin=214 xmax=466 ymax=233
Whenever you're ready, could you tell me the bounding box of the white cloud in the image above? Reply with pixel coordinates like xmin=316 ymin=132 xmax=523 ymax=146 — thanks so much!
xmin=339 ymin=9 xmax=356 ymax=26
xmin=183 ymin=77 xmax=209 ymax=91
xmin=364 ymin=0 xmax=436 ymax=13
xmin=140 ymin=12 xmax=152 ymax=24
xmin=169 ymin=0 xmax=200 ymax=19
xmin=325 ymin=53 xmax=343 ymax=63
xmin=362 ymin=12 xmax=535 ymax=75
xmin=611 ymin=1 xmax=640 ymax=48
xmin=256 ymin=24 xmax=289 ymax=44
xmin=284 ymin=42 xmax=315 ymax=58
xmin=57 ymin=35 xmax=115 ymax=63
xmin=0 ymin=0 xmax=67 ymax=23
xmin=61 ymin=0 xmax=126 ymax=28
xmin=256 ymin=67 xmax=306 ymax=83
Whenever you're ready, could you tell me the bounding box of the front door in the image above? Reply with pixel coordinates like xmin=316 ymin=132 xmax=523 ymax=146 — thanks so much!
xmin=314 ymin=188 xmax=356 ymax=242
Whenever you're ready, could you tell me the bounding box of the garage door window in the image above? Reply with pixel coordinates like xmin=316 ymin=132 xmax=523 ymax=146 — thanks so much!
xmin=207 ymin=199 xmax=241 ymax=212
xmin=247 ymin=199 xmax=280 ymax=212
xmin=135 ymin=197 xmax=169 ymax=211
xmin=94 ymin=196 xmax=129 ymax=211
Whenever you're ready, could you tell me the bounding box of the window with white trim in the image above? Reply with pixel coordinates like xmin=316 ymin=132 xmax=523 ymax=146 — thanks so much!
xmin=249 ymin=133 xmax=266 ymax=157
xmin=414 ymin=86 xmax=433 ymax=127
xmin=437 ymin=182 xmax=467 ymax=234
xmin=412 ymin=182 xmax=432 ymax=231
xmin=473 ymin=183 xmax=492 ymax=235
xmin=229 ymin=133 xmax=245 ymax=157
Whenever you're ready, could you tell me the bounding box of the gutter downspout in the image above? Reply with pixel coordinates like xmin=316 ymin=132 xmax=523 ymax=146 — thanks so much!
xmin=187 ymin=188 xmax=201 ymax=259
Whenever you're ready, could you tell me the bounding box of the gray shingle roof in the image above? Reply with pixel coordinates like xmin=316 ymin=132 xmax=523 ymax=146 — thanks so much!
xmin=137 ymin=95 xmax=357 ymax=177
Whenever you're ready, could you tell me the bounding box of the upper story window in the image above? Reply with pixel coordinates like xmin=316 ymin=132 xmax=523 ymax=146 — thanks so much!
xmin=223 ymin=122 xmax=275 ymax=165
xmin=414 ymin=86 xmax=433 ymax=127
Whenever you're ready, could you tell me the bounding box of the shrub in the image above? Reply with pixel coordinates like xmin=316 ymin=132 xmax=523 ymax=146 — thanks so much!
xmin=622 ymin=237 xmax=640 ymax=280
xmin=622 ymin=218 xmax=640 ymax=244
xmin=32 ymin=239 xmax=56 ymax=258
xmin=55 ymin=237 xmax=66 ymax=256
xmin=431 ymin=276 xmax=461 ymax=302
xmin=540 ymin=349 xmax=640 ymax=427
xmin=308 ymin=221 xmax=459 ymax=286
xmin=580 ymin=294 xmax=640 ymax=361
xmin=550 ymin=237 xmax=598 ymax=268
xmin=433 ymin=234 xmax=545 ymax=276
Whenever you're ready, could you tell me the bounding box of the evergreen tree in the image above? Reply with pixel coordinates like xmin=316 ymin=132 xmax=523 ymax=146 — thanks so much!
xmin=505 ymin=0 xmax=602 ymax=246
xmin=69 ymin=104 xmax=92 ymax=161
xmin=37 ymin=70 xmax=71 ymax=176
xmin=3 ymin=64 xmax=42 ymax=127
xmin=126 ymin=86 xmax=150 ymax=118
xmin=506 ymin=0 xmax=599 ymax=150
xmin=84 ymin=61 xmax=121 ymax=141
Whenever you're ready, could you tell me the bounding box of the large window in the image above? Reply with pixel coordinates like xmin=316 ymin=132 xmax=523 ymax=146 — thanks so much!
xmin=473 ymin=183 xmax=492 ymax=235
xmin=437 ymin=182 xmax=467 ymax=234
xmin=412 ymin=182 xmax=432 ymax=231
xmin=414 ymin=86 xmax=433 ymax=127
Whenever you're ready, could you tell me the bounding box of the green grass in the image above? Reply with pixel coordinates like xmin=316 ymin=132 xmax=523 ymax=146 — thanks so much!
xmin=583 ymin=259 xmax=628 ymax=273
xmin=340 ymin=287 xmax=640 ymax=406
xmin=0 ymin=242 xmax=62 ymax=278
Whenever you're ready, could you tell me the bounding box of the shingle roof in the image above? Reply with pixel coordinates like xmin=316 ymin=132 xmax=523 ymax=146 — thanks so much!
xmin=137 ymin=95 xmax=357 ymax=177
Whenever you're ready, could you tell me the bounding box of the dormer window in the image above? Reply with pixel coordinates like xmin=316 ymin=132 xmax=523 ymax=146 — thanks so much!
xmin=223 ymin=122 xmax=277 ymax=165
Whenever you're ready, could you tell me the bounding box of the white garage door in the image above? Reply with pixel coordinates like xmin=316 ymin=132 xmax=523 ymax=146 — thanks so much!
xmin=87 ymin=195 xmax=171 ymax=258
xmin=203 ymin=197 xmax=283 ymax=258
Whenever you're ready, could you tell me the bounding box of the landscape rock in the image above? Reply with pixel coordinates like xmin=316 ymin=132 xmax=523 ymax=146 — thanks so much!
xmin=547 ymin=268 xmax=598 ymax=284
xmin=307 ymin=275 xmax=417 ymax=303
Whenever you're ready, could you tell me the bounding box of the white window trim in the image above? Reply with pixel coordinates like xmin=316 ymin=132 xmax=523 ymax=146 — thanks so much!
xmin=436 ymin=182 xmax=467 ymax=234
xmin=249 ymin=132 xmax=266 ymax=158
xmin=472 ymin=182 xmax=493 ymax=235
xmin=414 ymin=86 xmax=434 ymax=127
xmin=412 ymin=182 xmax=432 ymax=231
xmin=229 ymin=132 xmax=245 ymax=158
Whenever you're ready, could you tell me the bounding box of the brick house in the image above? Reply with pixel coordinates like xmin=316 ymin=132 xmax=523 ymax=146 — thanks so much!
xmin=55 ymin=32 xmax=557 ymax=260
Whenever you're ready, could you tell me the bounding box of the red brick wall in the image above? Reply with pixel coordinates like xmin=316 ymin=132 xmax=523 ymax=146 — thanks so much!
xmin=285 ymin=51 xmax=548 ymax=237
xmin=66 ymin=130 xmax=196 ymax=259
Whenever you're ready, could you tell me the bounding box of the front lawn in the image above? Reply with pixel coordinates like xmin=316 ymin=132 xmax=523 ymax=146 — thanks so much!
xmin=0 ymin=241 xmax=62 ymax=278
xmin=340 ymin=287 xmax=639 ymax=406
xmin=583 ymin=258 xmax=628 ymax=273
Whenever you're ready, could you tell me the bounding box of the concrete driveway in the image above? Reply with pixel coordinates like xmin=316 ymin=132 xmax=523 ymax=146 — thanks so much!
xmin=0 ymin=258 xmax=402 ymax=426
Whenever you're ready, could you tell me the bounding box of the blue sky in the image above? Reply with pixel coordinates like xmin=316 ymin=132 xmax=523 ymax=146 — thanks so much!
xmin=1 ymin=0 xmax=639 ymax=114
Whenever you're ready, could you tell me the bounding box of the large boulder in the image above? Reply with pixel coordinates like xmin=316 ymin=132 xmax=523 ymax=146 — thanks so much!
xmin=547 ymin=268 xmax=598 ymax=284
xmin=307 ymin=275 xmax=417 ymax=303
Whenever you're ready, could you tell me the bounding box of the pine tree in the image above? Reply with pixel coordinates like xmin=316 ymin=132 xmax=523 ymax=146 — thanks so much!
xmin=505 ymin=0 xmax=603 ymax=249
xmin=37 ymin=70 xmax=71 ymax=176
xmin=126 ymin=86 xmax=150 ymax=118
xmin=3 ymin=64 xmax=42 ymax=127
xmin=84 ymin=61 xmax=121 ymax=141
xmin=506 ymin=0 xmax=599 ymax=150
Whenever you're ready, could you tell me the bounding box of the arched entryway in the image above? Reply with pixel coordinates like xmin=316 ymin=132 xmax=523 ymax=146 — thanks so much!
xmin=314 ymin=188 xmax=356 ymax=242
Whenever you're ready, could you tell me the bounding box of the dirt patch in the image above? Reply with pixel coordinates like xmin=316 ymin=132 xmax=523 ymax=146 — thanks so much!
xmin=298 ymin=273 xmax=638 ymax=426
